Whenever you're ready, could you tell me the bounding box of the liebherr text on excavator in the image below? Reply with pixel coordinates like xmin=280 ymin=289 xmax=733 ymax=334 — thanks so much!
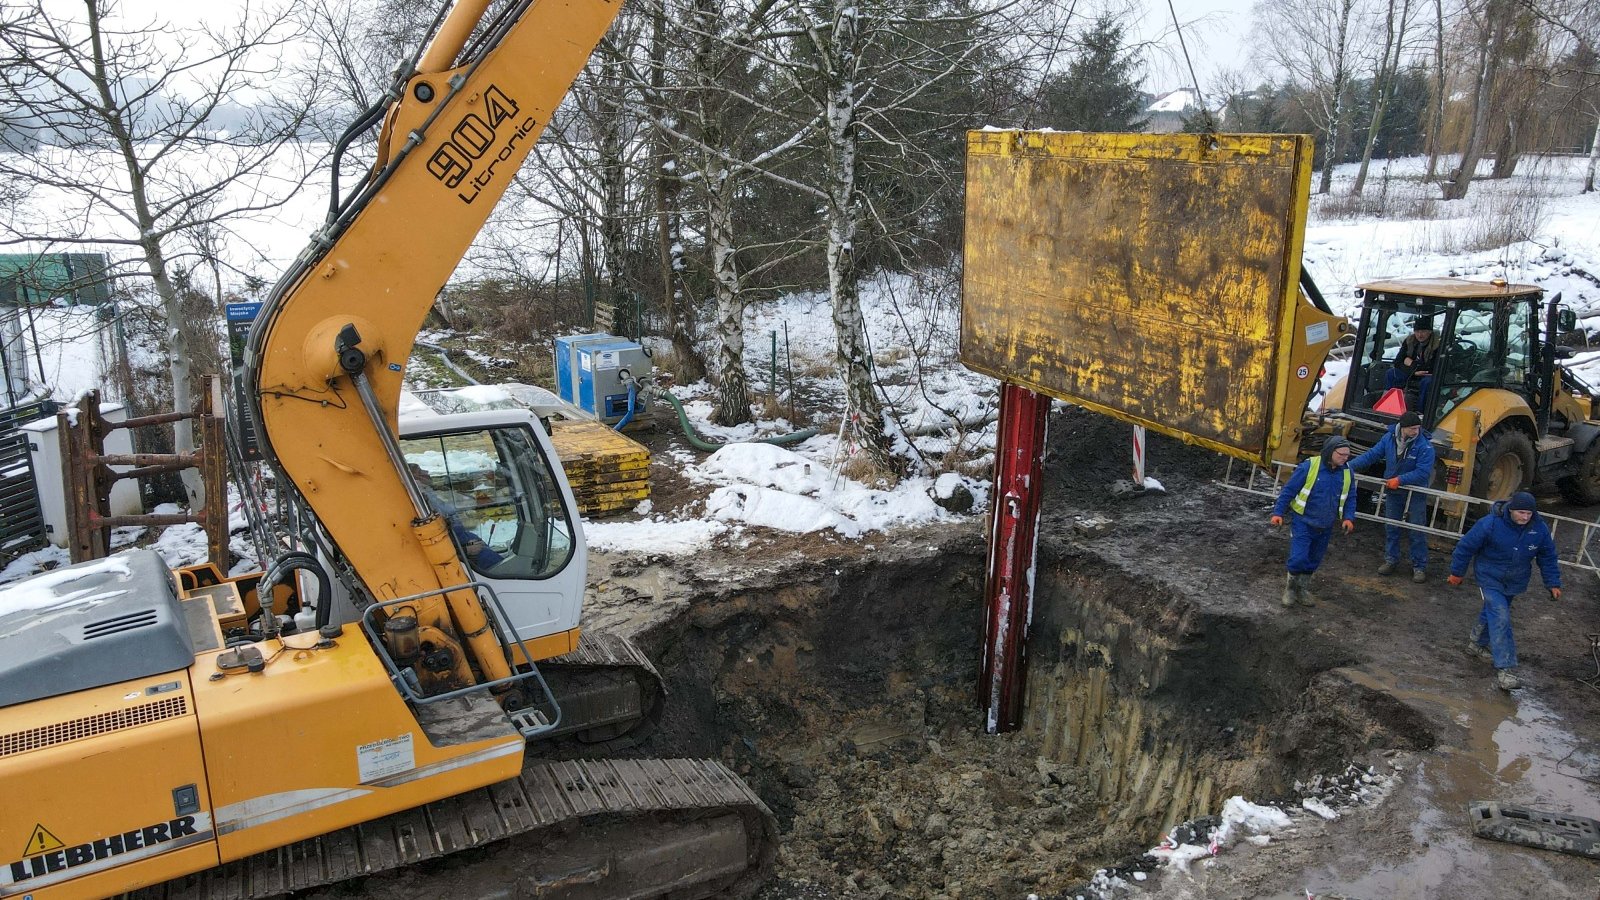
xmin=0 ymin=2 xmax=775 ymax=898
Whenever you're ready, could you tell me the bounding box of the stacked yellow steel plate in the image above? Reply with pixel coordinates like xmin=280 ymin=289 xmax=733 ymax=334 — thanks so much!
xmin=548 ymin=419 xmax=651 ymax=517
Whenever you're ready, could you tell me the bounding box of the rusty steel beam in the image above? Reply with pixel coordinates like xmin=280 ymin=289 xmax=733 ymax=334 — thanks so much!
xmin=89 ymin=513 xmax=199 ymax=528
xmin=979 ymin=382 xmax=1050 ymax=734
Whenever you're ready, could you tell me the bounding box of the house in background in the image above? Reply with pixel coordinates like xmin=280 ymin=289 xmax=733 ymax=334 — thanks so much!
xmin=1144 ymin=89 xmax=1202 ymax=133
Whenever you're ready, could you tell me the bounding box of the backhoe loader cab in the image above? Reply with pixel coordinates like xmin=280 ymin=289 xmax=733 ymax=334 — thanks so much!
xmin=1322 ymin=277 xmax=1600 ymax=503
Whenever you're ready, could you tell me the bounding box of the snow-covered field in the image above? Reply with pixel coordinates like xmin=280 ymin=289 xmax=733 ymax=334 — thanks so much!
xmin=4 ymin=153 xmax=1599 ymax=584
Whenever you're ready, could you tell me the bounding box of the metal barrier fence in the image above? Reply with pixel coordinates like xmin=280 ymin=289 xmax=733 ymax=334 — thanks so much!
xmin=1218 ymin=456 xmax=1600 ymax=575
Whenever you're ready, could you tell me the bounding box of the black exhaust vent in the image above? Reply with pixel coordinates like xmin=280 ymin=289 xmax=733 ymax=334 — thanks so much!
xmin=84 ymin=608 xmax=160 ymax=640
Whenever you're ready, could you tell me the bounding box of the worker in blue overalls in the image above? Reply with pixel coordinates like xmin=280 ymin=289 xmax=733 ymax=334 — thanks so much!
xmin=1272 ymin=436 xmax=1358 ymax=607
xmin=1449 ymin=491 xmax=1561 ymax=691
xmin=1350 ymin=410 xmax=1436 ymax=582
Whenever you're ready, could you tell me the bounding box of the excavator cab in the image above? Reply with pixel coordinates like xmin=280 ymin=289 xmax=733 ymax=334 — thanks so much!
xmin=394 ymin=409 xmax=586 ymax=652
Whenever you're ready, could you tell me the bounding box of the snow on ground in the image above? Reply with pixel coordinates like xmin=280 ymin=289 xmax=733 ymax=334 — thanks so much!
xmin=584 ymin=518 xmax=728 ymax=555
xmin=691 ymin=442 xmax=957 ymax=538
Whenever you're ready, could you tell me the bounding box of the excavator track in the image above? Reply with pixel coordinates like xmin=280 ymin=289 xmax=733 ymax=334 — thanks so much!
xmin=535 ymin=631 xmax=666 ymax=751
xmin=136 ymin=757 xmax=776 ymax=900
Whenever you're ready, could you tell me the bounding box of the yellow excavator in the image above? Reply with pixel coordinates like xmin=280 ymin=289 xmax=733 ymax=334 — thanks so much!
xmin=0 ymin=2 xmax=774 ymax=898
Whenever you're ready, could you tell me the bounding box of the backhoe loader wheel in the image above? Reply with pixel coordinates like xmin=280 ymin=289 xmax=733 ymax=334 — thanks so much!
xmin=1472 ymin=428 xmax=1535 ymax=503
xmin=1559 ymin=446 xmax=1600 ymax=505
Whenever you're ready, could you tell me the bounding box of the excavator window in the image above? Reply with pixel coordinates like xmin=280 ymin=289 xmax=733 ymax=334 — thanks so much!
xmin=399 ymin=425 xmax=576 ymax=580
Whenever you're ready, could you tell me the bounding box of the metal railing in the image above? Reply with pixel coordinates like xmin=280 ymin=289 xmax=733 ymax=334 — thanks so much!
xmin=1218 ymin=456 xmax=1600 ymax=575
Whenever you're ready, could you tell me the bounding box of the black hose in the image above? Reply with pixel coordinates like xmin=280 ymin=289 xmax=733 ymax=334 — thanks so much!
xmin=261 ymin=552 xmax=335 ymax=635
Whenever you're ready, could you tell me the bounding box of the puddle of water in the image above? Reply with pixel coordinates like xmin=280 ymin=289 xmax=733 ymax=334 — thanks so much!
xmin=1343 ymin=663 xmax=1600 ymax=816
xmin=1295 ymin=664 xmax=1600 ymax=899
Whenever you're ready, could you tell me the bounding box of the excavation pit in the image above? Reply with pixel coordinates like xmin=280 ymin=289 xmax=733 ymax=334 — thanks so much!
xmin=630 ymin=534 xmax=1436 ymax=899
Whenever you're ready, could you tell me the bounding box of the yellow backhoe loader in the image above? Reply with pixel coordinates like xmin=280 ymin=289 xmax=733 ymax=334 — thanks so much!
xmin=0 ymin=3 xmax=774 ymax=898
xmin=1304 ymin=277 xmax=1600 ymax=504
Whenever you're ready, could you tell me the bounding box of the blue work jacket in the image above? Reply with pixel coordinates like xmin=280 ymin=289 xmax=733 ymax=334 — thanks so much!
xmin=1350 ymin=426 xmax=1435 ymax=486
xmin=1273 ymin=456 xmax=1358 ymax=529
xmin=1450 ymin=503 xmax=1562 ymax=595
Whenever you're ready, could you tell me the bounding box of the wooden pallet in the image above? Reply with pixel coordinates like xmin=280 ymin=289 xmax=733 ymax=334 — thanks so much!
xmin=548 ymin=419 xmax=651 ymax=518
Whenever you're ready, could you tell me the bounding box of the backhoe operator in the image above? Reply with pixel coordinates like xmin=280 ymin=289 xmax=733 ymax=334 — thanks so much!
xmin=1385 ymin=317 xmax=1440 ymax=403
xmin=409 ymin=463 xmax=505 ymax=571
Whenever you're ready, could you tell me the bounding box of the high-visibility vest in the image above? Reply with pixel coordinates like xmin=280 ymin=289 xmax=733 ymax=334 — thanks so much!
xmin=1291 ymin=455 xmax=1352 ymax=516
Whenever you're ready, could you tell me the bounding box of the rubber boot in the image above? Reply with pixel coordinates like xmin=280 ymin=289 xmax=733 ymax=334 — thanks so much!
xmin=1295 ymin=573 xmax=1318 ymax=606
xmin=1281 ymin=573 xmax=1297 ymax=608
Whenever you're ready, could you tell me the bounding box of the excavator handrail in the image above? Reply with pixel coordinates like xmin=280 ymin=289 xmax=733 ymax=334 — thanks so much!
xmin=357 ymin=580 xmax=563 ymax=731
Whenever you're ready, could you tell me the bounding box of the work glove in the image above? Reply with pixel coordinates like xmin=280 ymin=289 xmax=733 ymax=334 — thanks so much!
xmin=1550 ymin=587 xmax=1562 ymax=601
xmin=1270 ymin=515 xmax=1283 ymax=527
xmin=1385 ymin=477 xmax=1401 ymax=490
xmin=1341 ymin=519 xmax=1354 ymax=535
xmin=1447 ymin=574 xmax=1464 ymax=586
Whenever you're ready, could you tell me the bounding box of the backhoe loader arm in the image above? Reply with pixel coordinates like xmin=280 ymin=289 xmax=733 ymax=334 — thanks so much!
xmin=244 ymin=0 xmax=620 ymax=695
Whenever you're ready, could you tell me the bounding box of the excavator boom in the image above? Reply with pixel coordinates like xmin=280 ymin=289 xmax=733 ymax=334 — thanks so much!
xmin=247 ymin=0 xmax=615 ymax=688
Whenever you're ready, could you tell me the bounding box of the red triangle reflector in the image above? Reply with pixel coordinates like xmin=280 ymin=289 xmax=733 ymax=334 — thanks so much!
xmin=1374 ymin=387 xmax=1408 ymax=415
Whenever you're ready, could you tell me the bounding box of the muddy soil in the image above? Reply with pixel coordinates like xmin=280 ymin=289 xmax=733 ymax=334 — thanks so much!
xmin=308 ymin=402 xmax=1600 ymax=899
xmin=1034 ymin=405 xmax=1600 ymax=898
xmin=627 ymin=544 xmax=1139 ymax=899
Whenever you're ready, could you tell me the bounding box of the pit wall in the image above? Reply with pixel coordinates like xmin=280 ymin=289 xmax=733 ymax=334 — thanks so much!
xmin=1022 ymin=543 xmax=1412 ymax=839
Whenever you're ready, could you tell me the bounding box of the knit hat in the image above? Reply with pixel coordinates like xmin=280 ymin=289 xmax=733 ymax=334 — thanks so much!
xmin=1507 ymin=491 xmax=1537 ymax=512
xmin=1398 ymin=411 xmax=1423 ymax=428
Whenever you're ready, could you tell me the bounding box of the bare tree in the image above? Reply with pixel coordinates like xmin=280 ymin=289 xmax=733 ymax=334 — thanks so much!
xmin=1256 ymin=0 xmax=1373 ymax=194
xmin=1351 ymin=0 xmax=1418 ymax=195
xmin=1424 ymin=0 xmax=1447 ymax=181
xmin=1509 ymin=0 xmax=1600 ymax=191
xmin=0 ymin=0 xmax=328 ymax=504
xmin=1441 ymin=0 xmax=1535 ymax=199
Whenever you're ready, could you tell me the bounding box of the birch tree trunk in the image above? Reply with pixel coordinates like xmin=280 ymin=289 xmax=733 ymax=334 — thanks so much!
xmin=684 ymin=0 xmax=751 ymax=425
xmin=708 ymin=164 xmax=749 ymax=424
xmin=1317 ymin=0 xmax=1357 ymax=195
xmin=816 ymin=3 xmax=900 ymax=475
xmin=1585 ymin=114 xmax=1599 ymax=193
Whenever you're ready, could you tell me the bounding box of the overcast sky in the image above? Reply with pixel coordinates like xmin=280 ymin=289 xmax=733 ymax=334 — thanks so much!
xmin=1137 ymin=0 xmax=1262 ymax=96
xmin=93 ymin=0 xmax=1259 ymax=101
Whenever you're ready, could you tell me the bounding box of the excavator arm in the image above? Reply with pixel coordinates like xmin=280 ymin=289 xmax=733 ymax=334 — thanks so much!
xmin=245 ymin=0 xmax=621 ymax=697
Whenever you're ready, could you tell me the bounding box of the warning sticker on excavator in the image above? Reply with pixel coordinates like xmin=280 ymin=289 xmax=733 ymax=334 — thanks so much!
xmin=20 ymin=825 xmax=62 ymax=856
xmin=357 ymin=733 xmax=415 ymax=783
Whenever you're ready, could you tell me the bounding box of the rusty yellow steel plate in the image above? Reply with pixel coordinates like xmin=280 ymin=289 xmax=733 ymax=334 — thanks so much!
xmin=961 ymin=131 xmax=1314 ymax=464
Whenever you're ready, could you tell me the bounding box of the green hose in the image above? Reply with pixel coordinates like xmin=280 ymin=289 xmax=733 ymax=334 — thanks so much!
xmin=656 ymin=390 xmax=818 ymax=452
